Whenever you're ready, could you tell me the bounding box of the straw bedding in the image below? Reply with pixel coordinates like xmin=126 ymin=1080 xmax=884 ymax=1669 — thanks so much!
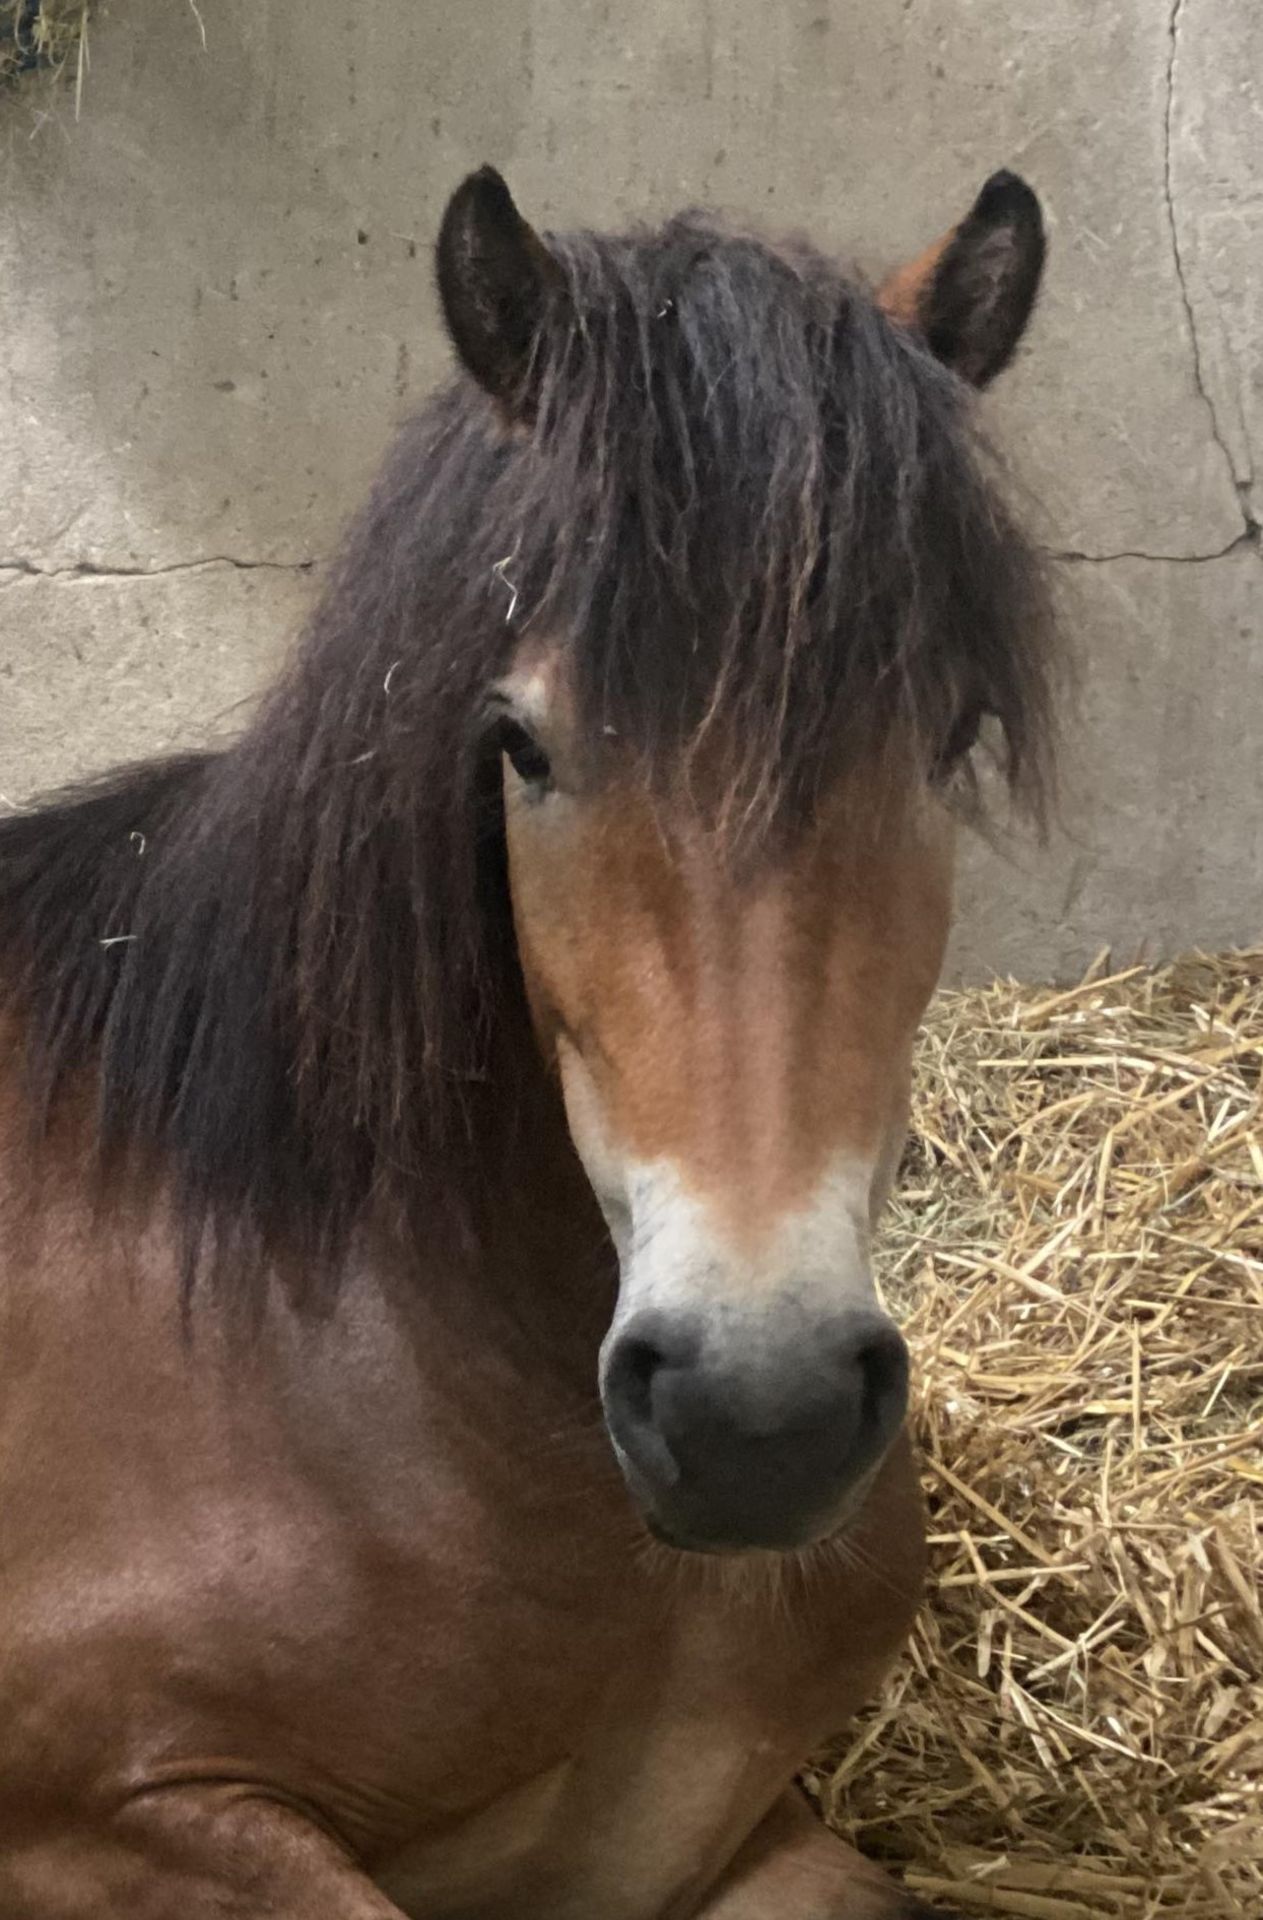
xmin=806 ymin=950 xmax=1262 ymax=1917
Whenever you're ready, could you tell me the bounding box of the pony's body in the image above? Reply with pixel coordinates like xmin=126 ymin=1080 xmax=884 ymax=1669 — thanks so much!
xmin=1 ymin=1055 xmax=920 ymax=1916
xmin=0 ymin=173 xmax=1053 ymax=1916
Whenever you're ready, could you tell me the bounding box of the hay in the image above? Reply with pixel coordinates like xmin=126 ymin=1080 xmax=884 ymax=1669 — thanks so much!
xmin=0 ymin=1 xmax=91 ymax=84
xmin=808 ymin=949 xmax=1263 ymax=1919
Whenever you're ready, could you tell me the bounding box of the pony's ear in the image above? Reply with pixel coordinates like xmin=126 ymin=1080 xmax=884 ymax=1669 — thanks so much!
xmin=436 ymin=166 xmax=566 ymax=414
xmin=877 ymin=171 xmax=1046 ymax=387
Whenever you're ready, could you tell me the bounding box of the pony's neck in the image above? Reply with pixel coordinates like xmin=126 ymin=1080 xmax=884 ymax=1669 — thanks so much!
xmin=461 ymin=1089 xmax=619 ymax=1395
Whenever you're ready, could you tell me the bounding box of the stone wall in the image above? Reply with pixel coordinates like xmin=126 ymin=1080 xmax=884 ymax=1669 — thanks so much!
xmin=1 ymin=0 xmax=1258 ymax=979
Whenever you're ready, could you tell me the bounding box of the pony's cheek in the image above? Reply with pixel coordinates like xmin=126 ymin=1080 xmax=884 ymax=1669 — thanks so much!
xmin=502 ymin=787 xmax=596 ymax=1054
xmin=553 ymin=1037 xmax=633 ymax=1249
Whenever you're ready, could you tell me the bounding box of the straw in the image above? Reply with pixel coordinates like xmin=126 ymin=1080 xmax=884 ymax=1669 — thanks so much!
xmin=0 ymin=1 xmax=90 ymax=85
xmin=805 ymin=949 xmax=1262 ymax=1918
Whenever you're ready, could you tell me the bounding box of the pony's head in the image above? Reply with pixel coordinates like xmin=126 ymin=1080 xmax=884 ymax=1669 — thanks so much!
xmin=434 ymin=169 xmax=1052 ymax=1553
xmin=0 ymin=167 xmax=1051 ymax=1559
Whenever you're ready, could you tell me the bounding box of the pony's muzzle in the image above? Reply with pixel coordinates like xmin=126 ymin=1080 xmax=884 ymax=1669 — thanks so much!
xmin=601 ymin=1305 xmax=909 ymax=1553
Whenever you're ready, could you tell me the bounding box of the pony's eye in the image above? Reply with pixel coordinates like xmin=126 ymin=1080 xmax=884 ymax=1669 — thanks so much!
xmin=499 ymin=719 xmax=553 ymax=791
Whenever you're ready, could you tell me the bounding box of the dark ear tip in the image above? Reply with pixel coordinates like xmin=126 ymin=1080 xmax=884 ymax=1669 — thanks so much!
xmin=973 ymin=169 xmax=1043 ymax=232
xmin=447 ymin=164 xmax=515 ymax=224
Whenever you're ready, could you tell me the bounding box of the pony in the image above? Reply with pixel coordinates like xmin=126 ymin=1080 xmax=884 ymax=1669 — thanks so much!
xmin=0 ymin=165 xmax=1054 ymax=1918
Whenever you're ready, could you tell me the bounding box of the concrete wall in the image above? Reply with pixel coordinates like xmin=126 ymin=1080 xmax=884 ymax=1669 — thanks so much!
xmin=1 ymin=0 xmax=1258 ymax=981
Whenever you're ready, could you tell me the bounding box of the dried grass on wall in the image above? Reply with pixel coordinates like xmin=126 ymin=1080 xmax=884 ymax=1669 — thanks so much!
xmin=0 ymin=1 xmax=92 ymax=85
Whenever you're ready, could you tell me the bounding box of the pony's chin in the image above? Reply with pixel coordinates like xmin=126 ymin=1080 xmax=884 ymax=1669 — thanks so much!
xmin=610 ymin=1425 xmax=868 ymax=1557
xmin=641 ymin=1506 xmax=839 ymax=1559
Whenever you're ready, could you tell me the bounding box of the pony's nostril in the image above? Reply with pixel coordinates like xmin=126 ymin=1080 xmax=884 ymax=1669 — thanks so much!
xmin=603 ymin=1318 xmax=703 ymax=1496
xmin=845 ymin=1319 xmax=910 ymax=1454
xmin=610 ymin=1335 xmax=664 ymax=1427
xmin=858 ymin=1324 xmax=907 ymax=1401
xmin=603 ymin=1314 xmax=706 ymax=1465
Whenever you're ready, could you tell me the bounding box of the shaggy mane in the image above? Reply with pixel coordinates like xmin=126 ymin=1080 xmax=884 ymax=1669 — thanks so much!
xmin=0 ymin=212 xmax=1056 ymax=1296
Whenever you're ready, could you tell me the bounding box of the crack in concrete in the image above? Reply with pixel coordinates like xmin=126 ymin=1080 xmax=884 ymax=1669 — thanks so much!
xmin=0 ymin=556 xmax=317 ymax=584
xmin=1046 ymin=527 xmax=1259 ymax=565
xmin=1164 ymin=0 xmax=1257 ymax=539
xmin=3 ymin=546 xmax=1256 ymax=593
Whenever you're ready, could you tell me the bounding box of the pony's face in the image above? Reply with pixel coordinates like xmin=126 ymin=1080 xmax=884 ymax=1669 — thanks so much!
xmin=438 ymin=166 xmax=1047 ymax=1553
xmin=500 ymin=653 xmax=951 ymax=1553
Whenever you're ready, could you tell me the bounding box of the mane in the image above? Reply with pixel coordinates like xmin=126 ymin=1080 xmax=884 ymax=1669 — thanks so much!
xmin=0 ymin=212 xmax=1056 ymax=1299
